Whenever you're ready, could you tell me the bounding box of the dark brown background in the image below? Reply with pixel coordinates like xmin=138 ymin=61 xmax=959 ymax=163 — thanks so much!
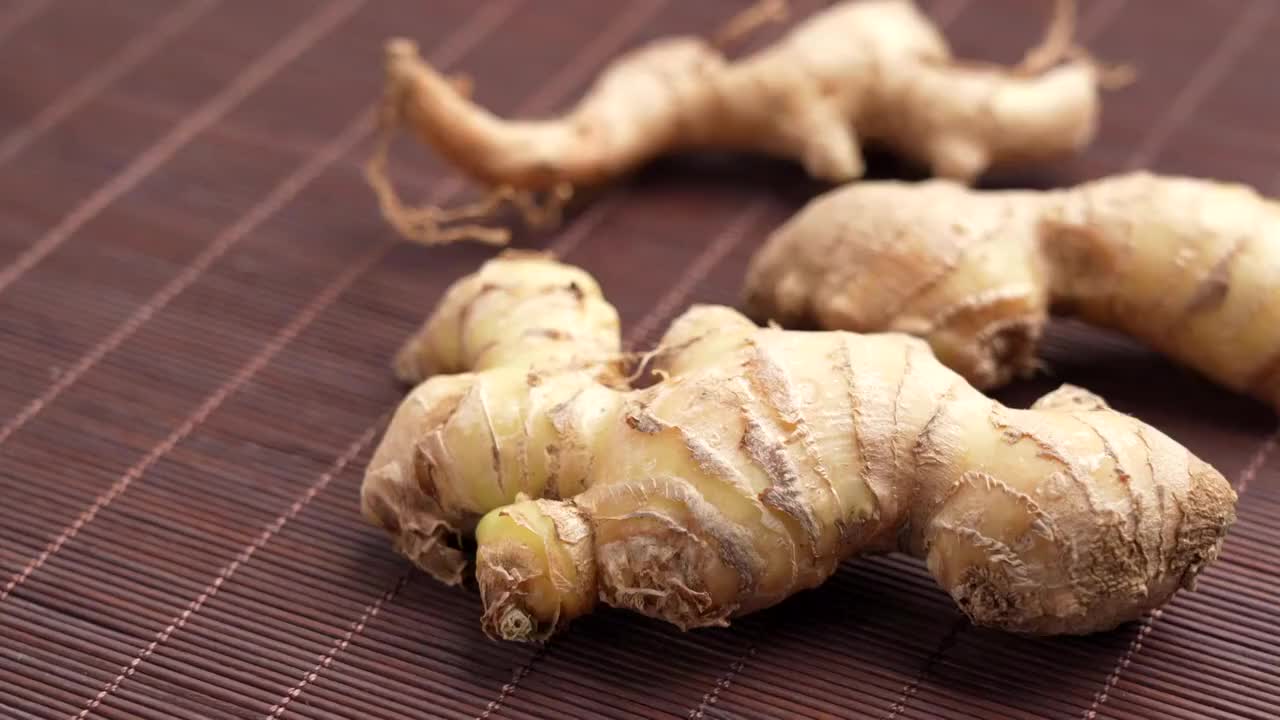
xmin=1 ymin=1 xmax=1277 ymax=718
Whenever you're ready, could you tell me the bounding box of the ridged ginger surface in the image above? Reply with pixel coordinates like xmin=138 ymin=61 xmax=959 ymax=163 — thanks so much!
xmin=744 ymin=172 xmax=1280 ymax=410
xmin=362 ymin=254 xmax=1235 ymax=642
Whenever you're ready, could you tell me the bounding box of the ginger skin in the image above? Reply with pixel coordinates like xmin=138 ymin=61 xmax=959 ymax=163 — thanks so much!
xmin=361 ymin=251 xmax=627 ymax=584
xmin=362 ymin=255 xmax=1236 ymax=642
xmin=368 ymin=0 xmax=1114 ymax=245
xmin=743 ymin=172 xmax=1280 ymax=410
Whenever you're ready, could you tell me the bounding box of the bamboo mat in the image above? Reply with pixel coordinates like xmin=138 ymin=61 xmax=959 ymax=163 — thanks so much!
xmin=1 ymin=1 xmax=1278 ymax=718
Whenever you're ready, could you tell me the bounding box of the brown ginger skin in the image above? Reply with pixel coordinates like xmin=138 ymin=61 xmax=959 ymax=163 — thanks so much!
xmin=743 ymin=172 xmax=1280 ymax=410
xmin=368 ymin=0 xmax=1112 ymax=245
xmin=361 ymin=255 xmax=1236 ymax=643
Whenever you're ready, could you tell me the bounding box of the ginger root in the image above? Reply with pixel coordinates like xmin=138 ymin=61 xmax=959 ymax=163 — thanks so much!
xmin=362 ymin=254 xmax=1235 ymax=642
xmin=367 ymin=0 xmax=1120 ymax=246
xmin=362 ymin=251 xmax=627 ymax=583
xmin=743 ymin=172 xmax=1280 ymax=410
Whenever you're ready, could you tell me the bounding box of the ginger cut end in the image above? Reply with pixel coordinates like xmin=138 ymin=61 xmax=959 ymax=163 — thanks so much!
xmin=383 ymin=37 xmax=434 ymax=103
xmin=385 ymin=37 xmax=419 ymax=65
xmin=475 ymin=500 xmax=597 ymax=642
xmin=475 ymin=542 xmax=559 ymax=642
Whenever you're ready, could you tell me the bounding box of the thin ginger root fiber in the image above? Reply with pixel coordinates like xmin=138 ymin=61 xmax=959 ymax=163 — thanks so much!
xmin=362 ymin=253 xmax=1235 ymax=642
xmin=365 ymin=0 xmax=1126 ymax=246
xmin=744 ymin=172 xmax=1280 ymax=411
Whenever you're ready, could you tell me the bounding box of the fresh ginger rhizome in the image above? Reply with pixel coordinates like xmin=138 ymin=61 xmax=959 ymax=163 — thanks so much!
xmin=362 ymin=253 xmax=1236 ymax=642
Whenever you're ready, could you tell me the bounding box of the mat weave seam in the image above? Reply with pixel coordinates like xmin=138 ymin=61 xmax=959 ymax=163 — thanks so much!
xmin=0 ymin=0 xmax=364 ymax=296
xmin=267 ymin=570 xmax=414 ymax=719
xmin=689 ymin=641 xmax=758 ymax=720
xmin=476 ymin=643 xmax=552 ymax=720
xmin=0 ymin=0 xmax=217 ymax=167
xmin=1122 ymin=0 xmax=1275 ymax=171
xmin=882 ymin=618 xmax=966 ymax=720
xmin=0 ymin=111 xmax=374 ymax=449
xmin=0 ymin=0 xmax=51 ymax=47
xmin=74 ymin=422 xmax=385 ymax=718
xmin=0 ymin=215 xmax=390 ymax=608
xmin=0 ymin=0 xmax=530 ymax=462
